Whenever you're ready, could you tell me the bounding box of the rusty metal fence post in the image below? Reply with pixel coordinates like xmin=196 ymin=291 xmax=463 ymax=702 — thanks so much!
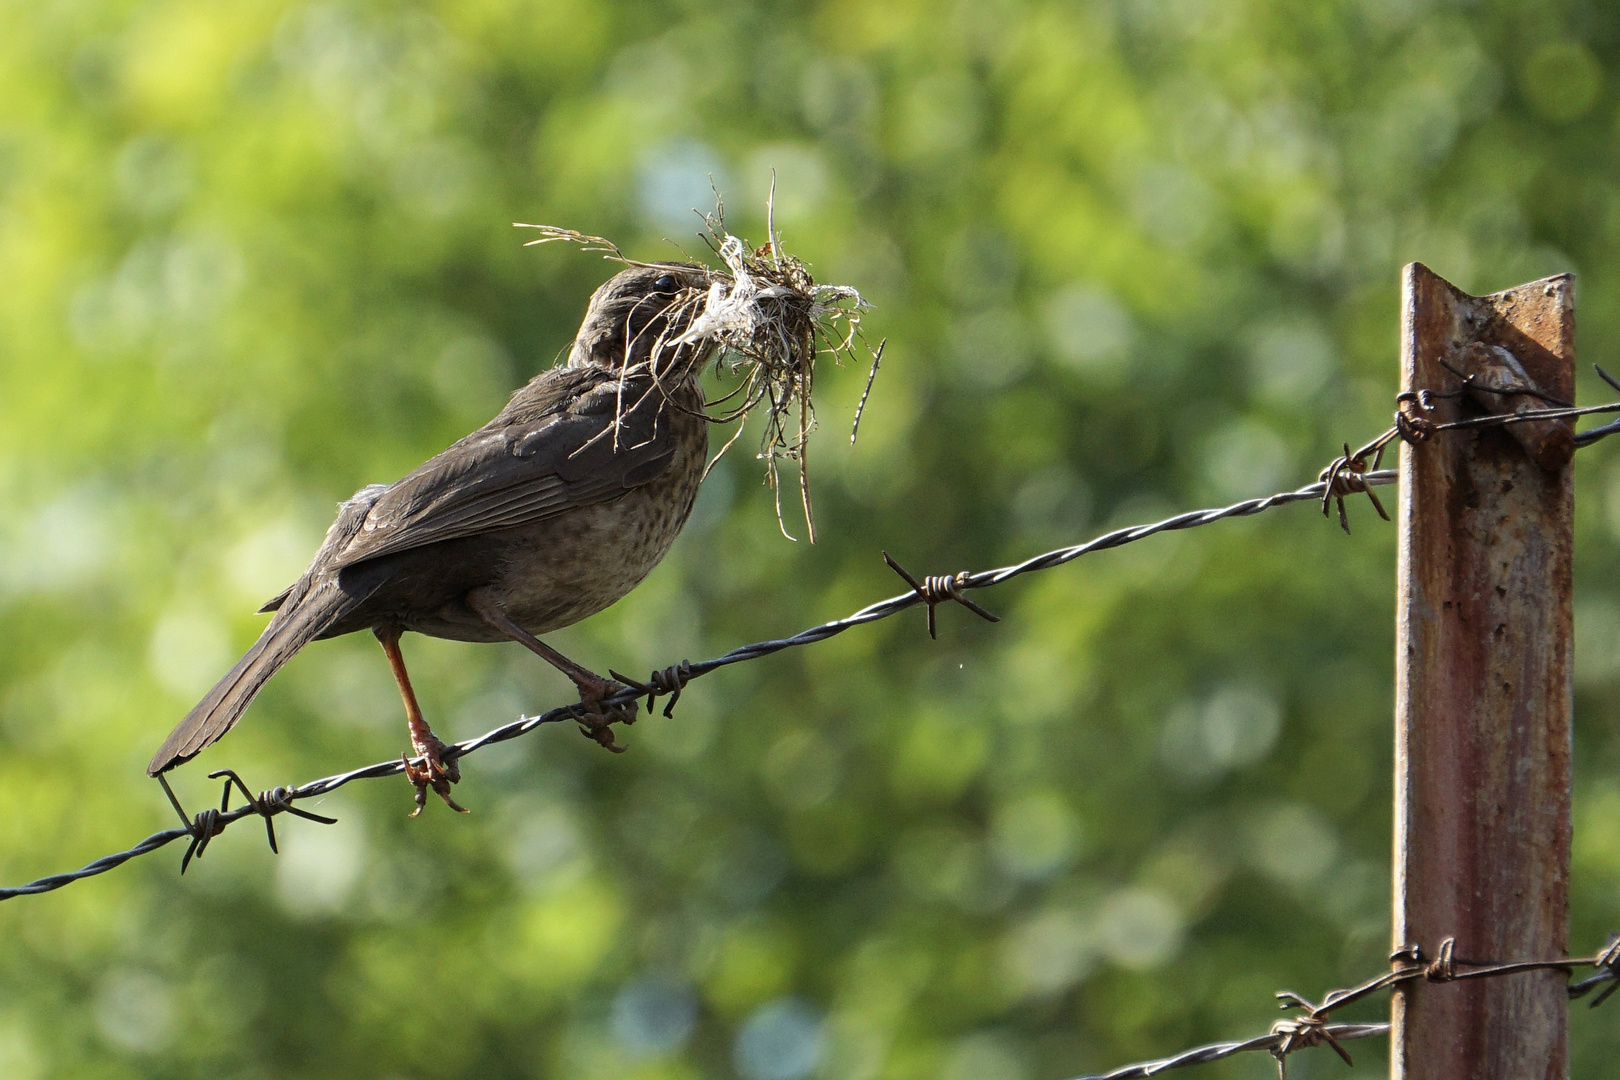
xmin=1393 ymin=263 xmax=1575 ymax=1079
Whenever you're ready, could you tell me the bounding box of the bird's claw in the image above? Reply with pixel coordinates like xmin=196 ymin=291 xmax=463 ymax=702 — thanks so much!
xmin=571 ymin=677 xmax=638 ymax=753
xmin=402 ymin=731 xmax=467 ymax=817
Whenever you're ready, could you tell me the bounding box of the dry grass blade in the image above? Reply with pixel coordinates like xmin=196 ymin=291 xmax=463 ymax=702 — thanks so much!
xmin=513 ymin=224 xmax=628 ymax=259
xmin=517 ymin=196 xmax=877 ymax=542
xmin=851 ymin=338 xmax=885 ymax=445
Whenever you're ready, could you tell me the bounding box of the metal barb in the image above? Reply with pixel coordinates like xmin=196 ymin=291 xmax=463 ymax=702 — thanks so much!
xmin=179 ymin=808 xmax=224 ymax=875
xmin=610 ymin=660 xmax=696 ymax=718
xmin=1596 ymin=364 xmax=1620 ymax=396
xmin=1394 ymin=391 xmax=1438 ymax=443
xmin=1268 ymin=1015 xmax=1355 ymax=1077
xmin=881 ymin=552 xmax=1000 ymax=639
xmin=207 ymin=769 xmax=337 ymax=855
xmin=157 ymin=772 xmax=224 ymax=875
xmin=1318 ymin=439 xmax=1391 ymax=534
xmin=1570 ymin=935 xmax=1620 ymax=1007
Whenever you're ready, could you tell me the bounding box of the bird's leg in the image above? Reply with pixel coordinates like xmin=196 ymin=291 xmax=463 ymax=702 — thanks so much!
xmin=374 ymin=625 xmax=467 ymax=816
xmin=465 ymin=591 xmax=637 ymax=752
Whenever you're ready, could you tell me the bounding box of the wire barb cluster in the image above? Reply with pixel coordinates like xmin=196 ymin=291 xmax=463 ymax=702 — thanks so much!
xmin=609 ymin=660 xmax=697 ymax=718
xmin=882 ymin=552 xmax=1000 ymax=639
xmin=1318 ymin=436 xmax=1394 ymax=533
xmin=157 ymin=769 xmax=339 ymax=874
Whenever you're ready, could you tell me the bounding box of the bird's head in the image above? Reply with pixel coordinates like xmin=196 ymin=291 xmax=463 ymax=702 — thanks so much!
xmin=568 ymin=264 xmax=714 ymax=373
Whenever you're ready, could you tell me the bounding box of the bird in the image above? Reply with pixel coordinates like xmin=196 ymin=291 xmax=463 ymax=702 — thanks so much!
xmin=148 ymin=264 xmax=717 ymax=813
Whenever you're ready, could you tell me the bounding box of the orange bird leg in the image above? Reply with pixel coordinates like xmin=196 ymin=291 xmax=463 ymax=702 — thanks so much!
xmin=374 ymin=625 xmax=467 ymax=816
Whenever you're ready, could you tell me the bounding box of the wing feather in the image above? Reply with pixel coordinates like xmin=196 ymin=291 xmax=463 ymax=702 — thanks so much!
xmin=331 ymin=366 xmax=681 ymax=568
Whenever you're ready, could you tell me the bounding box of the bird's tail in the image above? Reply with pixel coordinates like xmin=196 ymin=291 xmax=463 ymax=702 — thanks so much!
xmin=147 ymin=580 xmax=361 ymax=776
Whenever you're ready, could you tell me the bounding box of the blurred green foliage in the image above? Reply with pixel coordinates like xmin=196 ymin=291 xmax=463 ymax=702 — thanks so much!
xmin=5 ymin=1 xmax=1620 ymax=1078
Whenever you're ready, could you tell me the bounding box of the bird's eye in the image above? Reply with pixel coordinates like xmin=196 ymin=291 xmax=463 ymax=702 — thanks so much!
xmin=654 ymin=273 xmax=677 ymax=292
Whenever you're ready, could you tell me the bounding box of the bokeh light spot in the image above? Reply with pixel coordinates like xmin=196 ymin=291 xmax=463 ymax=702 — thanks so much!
xmin=734 ymin=998 xmax=825 ymax=1080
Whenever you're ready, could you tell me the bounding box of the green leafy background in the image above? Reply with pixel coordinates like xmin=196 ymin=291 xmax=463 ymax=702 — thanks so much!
xmin=4 ymin=1 xmax=1620 ymax=1077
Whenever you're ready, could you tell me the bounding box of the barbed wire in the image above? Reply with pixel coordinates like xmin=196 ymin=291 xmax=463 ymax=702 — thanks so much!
xmin=1074 ymin=935 xmax=1620 ymax=1079
xmin=0 ymin=464 xmax=1399 ymax=900
xmin=4 ymin=387 xmax=1620 ymax=902
xmin=1076 ymin=1024 xmax=1390 ymax=1080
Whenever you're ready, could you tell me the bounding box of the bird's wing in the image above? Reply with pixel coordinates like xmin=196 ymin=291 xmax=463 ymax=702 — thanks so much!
xmin=330 ymin=366 xmax=688 ymax=569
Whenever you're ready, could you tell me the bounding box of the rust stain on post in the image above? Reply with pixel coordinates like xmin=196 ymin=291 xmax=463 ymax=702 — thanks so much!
xmin=1393 ymin=263 xmax=1574 ymax=1080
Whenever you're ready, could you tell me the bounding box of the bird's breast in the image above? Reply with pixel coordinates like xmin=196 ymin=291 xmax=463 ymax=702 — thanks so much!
xmin=480 ymin=386 xmax=710 ymax=636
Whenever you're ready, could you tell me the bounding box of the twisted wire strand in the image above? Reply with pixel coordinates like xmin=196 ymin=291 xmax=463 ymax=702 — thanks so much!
xmin=0 ymin=827 xmax=195 ymax=896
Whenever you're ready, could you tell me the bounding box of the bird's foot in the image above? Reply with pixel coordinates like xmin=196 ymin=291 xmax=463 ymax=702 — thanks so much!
xmin=402 ymin=729 xmax=468 ymax=817
xmin=570 ymin=673 xmax=639 ymax=753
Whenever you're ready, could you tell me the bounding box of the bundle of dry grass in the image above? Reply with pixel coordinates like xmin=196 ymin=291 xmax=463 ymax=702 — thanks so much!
xmin=515 ymin=200 xmax=879 ymax=542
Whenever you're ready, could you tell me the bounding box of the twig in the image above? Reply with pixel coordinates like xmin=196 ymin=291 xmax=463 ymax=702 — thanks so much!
xmin=851 ymin=339 xmax=885 ymax=445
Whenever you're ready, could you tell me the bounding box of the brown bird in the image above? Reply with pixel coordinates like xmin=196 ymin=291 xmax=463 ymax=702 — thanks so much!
xmin=148 ymin=264 xmax=716 ymax=813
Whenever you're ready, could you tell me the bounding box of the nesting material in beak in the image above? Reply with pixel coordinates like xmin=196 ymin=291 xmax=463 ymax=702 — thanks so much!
xmin=516 ymin=198 xmax=878 ymax=543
